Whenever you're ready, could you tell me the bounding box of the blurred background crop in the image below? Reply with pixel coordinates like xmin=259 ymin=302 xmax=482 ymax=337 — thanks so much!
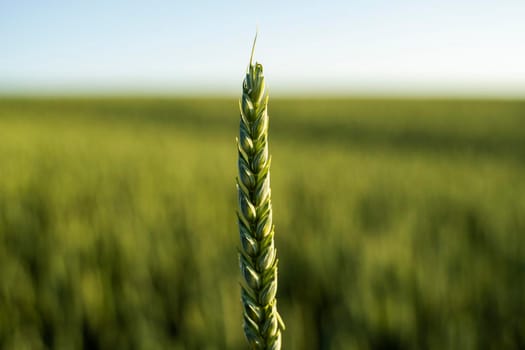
xmin=1 ymin=1 xmax=525 ymax=349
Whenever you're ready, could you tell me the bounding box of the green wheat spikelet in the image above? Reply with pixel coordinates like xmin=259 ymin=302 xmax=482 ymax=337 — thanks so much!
xmin=236 ymin=36 xmax=285 ymax=350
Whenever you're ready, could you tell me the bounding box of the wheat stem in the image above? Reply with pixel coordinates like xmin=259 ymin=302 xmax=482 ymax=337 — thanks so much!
xmin=236 ymin=39 xmax=284 ymax=350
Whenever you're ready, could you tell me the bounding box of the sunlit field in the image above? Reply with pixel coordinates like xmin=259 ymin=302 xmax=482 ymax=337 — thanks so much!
xmin=0 ymin=97 xmax=524 ymax=349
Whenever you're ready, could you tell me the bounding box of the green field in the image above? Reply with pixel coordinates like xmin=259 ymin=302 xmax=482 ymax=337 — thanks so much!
xmin=0 ymin=97 xmax=524 ymax=349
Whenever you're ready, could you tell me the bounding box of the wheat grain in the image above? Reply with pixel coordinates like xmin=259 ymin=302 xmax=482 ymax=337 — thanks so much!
xmin=236 ymin=36 xmax=285 ymax=350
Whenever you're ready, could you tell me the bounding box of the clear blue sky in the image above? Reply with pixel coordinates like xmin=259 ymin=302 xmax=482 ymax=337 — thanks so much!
xmin=1 ymin=0 xmax=524 ymax=96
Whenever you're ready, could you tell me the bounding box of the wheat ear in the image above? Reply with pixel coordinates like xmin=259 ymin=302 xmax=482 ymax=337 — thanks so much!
xmin=236 ymin=37 xmax=285 ymax=350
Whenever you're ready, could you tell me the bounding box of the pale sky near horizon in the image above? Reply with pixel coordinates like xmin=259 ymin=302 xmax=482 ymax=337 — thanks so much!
xmin=1 ymin=0 xmax=524 ymax=96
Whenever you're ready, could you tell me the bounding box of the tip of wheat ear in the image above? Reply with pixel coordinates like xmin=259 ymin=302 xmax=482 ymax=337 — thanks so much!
xmin=249 ymin=31 xmax=257 ymax=68
xmin=237 ymin=38 xmax=284 ymax=349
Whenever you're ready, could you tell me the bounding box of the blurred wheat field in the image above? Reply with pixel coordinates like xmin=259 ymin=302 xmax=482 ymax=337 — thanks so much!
xmin=0 ymin=97 xmax=524 ymax=349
